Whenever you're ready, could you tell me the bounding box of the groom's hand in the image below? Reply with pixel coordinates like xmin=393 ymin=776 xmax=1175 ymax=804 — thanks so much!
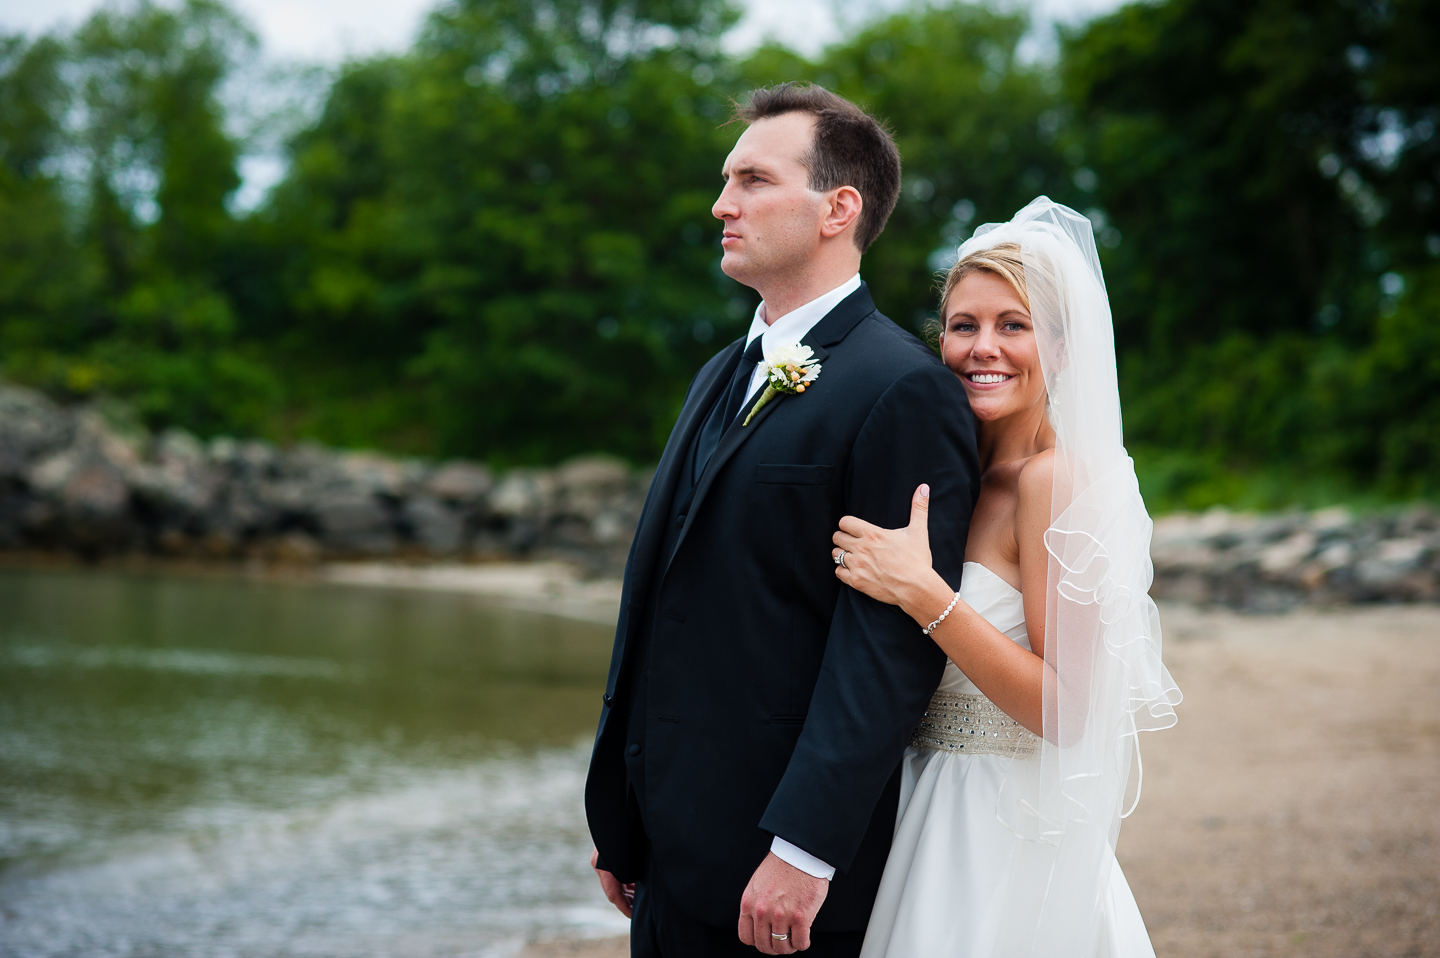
xmin=590 ymin=846 xmax=634 ymax=919
xmin=739 ymin=852 xmax=828 ymax=954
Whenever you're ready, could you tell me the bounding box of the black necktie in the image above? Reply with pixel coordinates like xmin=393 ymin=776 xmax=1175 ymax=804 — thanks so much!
xmin=670 ymin=338 xmax=764 ymax=530
xmin=694 ymin=337 xmax=764 ymax=479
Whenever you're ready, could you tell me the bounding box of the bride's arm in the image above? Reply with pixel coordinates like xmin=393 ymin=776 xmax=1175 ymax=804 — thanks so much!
xmin=831 ymin=454 xmax=1052 ymax=735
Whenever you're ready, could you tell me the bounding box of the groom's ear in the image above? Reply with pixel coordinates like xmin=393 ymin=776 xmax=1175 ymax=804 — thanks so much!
xmin=820 ymin=185 xmax=863 ymax=241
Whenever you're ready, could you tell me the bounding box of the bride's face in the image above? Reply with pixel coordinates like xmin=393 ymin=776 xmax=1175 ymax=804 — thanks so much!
xmin=940 ymin=271 xmax=1047 ymax=423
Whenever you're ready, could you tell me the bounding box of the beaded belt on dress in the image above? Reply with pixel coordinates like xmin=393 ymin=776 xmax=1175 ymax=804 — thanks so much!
xmin=912 ymin=689 xmax=1040 ymax=757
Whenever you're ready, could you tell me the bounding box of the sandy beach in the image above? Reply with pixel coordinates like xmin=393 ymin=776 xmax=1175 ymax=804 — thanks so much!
xmin=510 ymin=598 xmax=1440 ymax=958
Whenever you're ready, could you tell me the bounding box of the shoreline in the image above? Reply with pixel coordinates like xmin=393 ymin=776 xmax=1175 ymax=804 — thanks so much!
xmin=321 ymin=560 xmax=624 ymax=625
xmin=0 ymin=552 xmax=627 ymax=626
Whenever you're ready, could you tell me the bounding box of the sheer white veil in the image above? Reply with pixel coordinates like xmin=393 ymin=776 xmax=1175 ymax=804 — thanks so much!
xmin=955 ymin=197 xmax=1182 ymax=955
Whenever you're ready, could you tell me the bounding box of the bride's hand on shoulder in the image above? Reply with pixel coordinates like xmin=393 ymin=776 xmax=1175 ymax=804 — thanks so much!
xmin=832 ymin=484 xmax=948 ymax=612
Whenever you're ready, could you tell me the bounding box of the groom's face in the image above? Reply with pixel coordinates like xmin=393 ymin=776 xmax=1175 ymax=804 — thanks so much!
xmin=713 ymin=113 xmax=828 ymax=288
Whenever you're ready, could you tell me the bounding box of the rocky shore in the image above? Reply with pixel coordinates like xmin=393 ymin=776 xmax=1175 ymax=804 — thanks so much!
xmin=0 ymin=385 xmax=647 ymax=575
xmin=1149 ymin=503 xmax=1439 ymax=610
xmin=0 ymin=383 xmax=1435 ymax=608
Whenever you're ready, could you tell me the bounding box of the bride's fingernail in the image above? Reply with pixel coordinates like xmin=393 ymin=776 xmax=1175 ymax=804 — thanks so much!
xmin=920 ymin=484 xmax=930 ymax=499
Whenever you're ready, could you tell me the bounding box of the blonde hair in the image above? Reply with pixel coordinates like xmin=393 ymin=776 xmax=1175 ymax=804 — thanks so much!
xmin=942 ymin=242 xmax=1029 ymax=312
xmin=924 ymin=242 xmax=1030 ymax=349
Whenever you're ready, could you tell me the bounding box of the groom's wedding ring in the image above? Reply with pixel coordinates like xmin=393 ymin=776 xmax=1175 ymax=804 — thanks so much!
xmin=771 ymin=932 xmax=790 ymax=941
xmin=834 ymin=550 xmax=848 ymax=569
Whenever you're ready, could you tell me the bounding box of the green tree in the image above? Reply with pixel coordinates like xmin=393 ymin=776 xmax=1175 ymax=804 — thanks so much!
xmin=1064 ymin=0 xmax=1440 ymax=505
xmin=0 ymin=34 xmax=99 ymax=385
xmin=65 ymin=0 xmax=280 ymax=434
xmin=257 ymin=0 xmax=746 ymax=461
xmin=2 ymin=0 xmax=1433 ymax=503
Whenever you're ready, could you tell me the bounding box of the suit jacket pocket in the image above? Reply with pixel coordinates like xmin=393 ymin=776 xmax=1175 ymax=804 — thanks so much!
xmin=755 ymin=463 xmax=834 ymax=485
xmin=768 ymin=714 xmax=807 ymax=726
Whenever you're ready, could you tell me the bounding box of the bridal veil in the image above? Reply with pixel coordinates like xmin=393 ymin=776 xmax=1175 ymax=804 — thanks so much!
xmin=955 ymin=197 xmax=1182 ymax=955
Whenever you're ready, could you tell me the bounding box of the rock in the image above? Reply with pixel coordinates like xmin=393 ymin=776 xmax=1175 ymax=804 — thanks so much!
xmin=47 ymin=454 xmax=135 ymax=553
xmin=312 ymin=491 xmax=396 ymax=554
xmin=489 ymin=469 xmax=556 ymax=520
xmin=207 ymin=436 xmax=242 ymax=466
xmin=555 ymin=456 xmax=631 ymax=522
xmin=256 ymin=478 xmax=317 ymax=515
xmin=1150 ymin=512 xmax=1220 ymax=572
xmin=425 ymin=462 xmax=493 ymax=503
xmin=1309 ymin=506 xmax=1353 ymax=534
xmin=62 ymin=459 xmax=130 ymax=518
xmin=208 ymin=439 xmax=278 ymax=483
xmin=1355 ymin=538 xmax=1429 ymax=593
xmin=0 ymin=386 xmax=71 ymax=480
xmin=211 ymin=486 xmax=279 ymax=536
xmin=1315 ymin=541 xmax=1355 ymax=569
xmin=337 ymin=452 xmax=406 ymax=497
xmin=402 ymin=495 xmax=466 ymax=554
xmin=1394 ymin=504 xmax=1438 ymax=536
xmin=157 ymin=428 xmax=206 ymax=465
xmin=1259 ymin=531 xmax=1316 ymax=576
xmin=27 ymin=447 xmax=83 ymax=497
xmin=130 ymin=428 xmax=219 ymax=520
xmin=591 ymin=511 xmax=630 ymax=545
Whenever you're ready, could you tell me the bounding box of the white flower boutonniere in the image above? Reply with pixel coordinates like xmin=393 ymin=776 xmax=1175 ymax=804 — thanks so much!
xmin=742 ymin=342 xmax=822 ymax=426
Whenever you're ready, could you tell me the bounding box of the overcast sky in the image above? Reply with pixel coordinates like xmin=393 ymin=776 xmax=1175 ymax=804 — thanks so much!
xmin=2 ymin=0 xmax=1127 ymax=62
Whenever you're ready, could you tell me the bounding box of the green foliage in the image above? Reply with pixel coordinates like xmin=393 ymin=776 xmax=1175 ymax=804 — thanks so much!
xmin=0 ymin=34 xmax=99 ymax=370
xmin=0 ymin=0 xmax=1434 ymax=504
xmin=0 ymin=1 xmax=277 ymax=435
xmin=1066 ymin=0 xmax=1440 ymax=506
xmin=248 ymin=0 xmax=749 ymax=461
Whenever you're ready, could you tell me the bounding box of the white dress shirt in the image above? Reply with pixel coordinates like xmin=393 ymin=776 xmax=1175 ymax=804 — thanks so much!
xmin=735 ymin=273 xmax=861 ymax=881
xmin=733 ymin=273 xmax=863 ymax=421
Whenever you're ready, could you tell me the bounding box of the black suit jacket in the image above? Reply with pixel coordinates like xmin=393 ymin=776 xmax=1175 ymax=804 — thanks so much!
xmin=585 ymin=284 xmax=980 ymax=931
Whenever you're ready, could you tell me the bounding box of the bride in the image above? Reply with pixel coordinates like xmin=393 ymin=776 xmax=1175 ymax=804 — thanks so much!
xmin=830 ymin=198 xmax=1181 ymax=957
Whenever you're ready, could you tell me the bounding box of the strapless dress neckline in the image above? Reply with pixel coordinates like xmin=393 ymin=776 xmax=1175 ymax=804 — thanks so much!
xmin=961 ymin=560 xmax=1019 ymax=596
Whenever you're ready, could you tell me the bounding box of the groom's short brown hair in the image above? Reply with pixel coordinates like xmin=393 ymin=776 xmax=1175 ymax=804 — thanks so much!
xmin=733 ymin=82 xmax=902 ymax=254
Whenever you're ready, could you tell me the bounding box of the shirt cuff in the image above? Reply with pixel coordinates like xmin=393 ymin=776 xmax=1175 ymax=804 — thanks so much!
xmin=770 ymin=836 xmax=836 ymax=880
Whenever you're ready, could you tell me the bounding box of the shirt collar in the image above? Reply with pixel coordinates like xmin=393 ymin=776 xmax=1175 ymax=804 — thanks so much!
xmin=744 ymin=273 xmax=862 ymax=355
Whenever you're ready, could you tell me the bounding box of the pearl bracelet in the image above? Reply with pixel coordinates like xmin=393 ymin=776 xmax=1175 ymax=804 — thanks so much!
xmin=923 ymin=591 xmax=962 ymax=636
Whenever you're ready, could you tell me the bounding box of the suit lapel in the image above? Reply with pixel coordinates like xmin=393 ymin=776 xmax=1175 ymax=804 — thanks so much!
xmin=624 ymin=339 xmax=743 ymax=610
xmin=661 ymin=284 xmax=878 ymax=576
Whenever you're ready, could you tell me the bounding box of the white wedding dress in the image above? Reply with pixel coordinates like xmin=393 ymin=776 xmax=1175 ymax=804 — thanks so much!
xmin=860 ymin=562 xmax=1156 ymax=958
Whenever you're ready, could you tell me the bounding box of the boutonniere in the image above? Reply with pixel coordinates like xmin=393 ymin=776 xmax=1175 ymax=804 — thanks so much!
xmin=743 ymin=342 xmax=822 ymax=426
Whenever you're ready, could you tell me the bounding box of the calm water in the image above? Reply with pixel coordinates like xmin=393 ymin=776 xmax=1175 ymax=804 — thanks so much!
xmin=0 ymin=567 xmax=627 ymax=958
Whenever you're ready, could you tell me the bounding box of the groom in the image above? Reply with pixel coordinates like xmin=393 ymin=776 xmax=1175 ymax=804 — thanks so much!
xmin=586 ymin=83 xmax=979 ymax=956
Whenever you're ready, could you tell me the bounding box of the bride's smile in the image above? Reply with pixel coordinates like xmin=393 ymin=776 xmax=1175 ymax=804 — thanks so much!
xmin=939 ymin=268 xmax=1049 ymax=444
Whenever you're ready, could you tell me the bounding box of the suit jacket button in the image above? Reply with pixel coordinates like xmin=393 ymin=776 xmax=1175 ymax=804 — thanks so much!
xmin=626 ymin=743 xmax=642 ymax=756
xmin=602 ymin=693 xmax=613 ymax=707
xmin=675 ymin=514 xmax=686 ymax=527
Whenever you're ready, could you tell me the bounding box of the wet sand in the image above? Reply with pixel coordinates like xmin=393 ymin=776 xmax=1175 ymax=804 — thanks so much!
xmin=519 ymin=601 xmax=1440 ymax=958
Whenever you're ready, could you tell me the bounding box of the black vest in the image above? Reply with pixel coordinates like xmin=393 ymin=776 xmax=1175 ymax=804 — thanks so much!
xmin=623 ymin=340 xmax=762 ymax=817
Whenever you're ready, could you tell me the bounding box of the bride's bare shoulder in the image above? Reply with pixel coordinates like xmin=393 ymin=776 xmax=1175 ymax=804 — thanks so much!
xmin=1015 ymin=448 xmax=1057 ymax=537
xmin=1017 ymin=448 xmax=1056 ymax=499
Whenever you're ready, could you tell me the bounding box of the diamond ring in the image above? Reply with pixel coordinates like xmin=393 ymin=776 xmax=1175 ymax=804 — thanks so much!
xmin=834 ymin=550 xmax=848 ymax=569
